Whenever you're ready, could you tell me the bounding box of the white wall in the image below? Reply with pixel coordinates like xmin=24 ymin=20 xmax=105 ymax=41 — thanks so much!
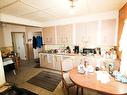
xmin=2 ymin=24 xmax=43 ymax=47
xmin=25 ymin=27 xmax=42 ymax=59
xmin=25 ymin=26 xmax=42 ymax=43
xmin=0 ymin=13 xmax=42 ymax=27
xmin=0 ymin=23 xmax=5 ymax=47
xmin=41 ymin=11 xmax=118 ymax=26
xmin=2 ymin=24 xmax=26 ymax=47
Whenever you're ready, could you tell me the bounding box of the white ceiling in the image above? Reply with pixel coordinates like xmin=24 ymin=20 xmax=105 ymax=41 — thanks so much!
xmin=0 ymin=0 xmax=127 ymax=22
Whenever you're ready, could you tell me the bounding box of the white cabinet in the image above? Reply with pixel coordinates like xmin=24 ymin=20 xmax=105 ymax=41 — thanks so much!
xmin=75 ymin=19 xmax=116 ymax=46
xmin=86 ymin=21 xmax=98 ymax=46
xmin=39 ymin=53 xmax=54 ymax=69
xmin=56 ymin=24 xmax=73 ymax=44
xmin=43 ymin=26 xmax=56 ymax=45
xmin=53 ymin=55 xmax=74 ymax=71
xmin=75 ymin=23 xmax=87 ymax=45
xmin=75 ymin=21 xmax=98 ymax=47
xmin=40 ymin=53 xmax=76 ymax=71
xmin=53 ymin=55 xmax=62 ymax=70
xmin=100 ymin=19 xmax=116 ymax=46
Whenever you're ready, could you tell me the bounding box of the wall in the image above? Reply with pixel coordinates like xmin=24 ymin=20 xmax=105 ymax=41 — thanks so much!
xmin=0 ymin=13 xmax=42 ymax=27
xmin=0 ymin=23 xmax=42 ymax=59
xmin=42 ymin=11 xmax=118 ymax=26
xmin=2 ymin=24 xmax=26 ymax=47
xmin=0 ymin=23 xmax=5 ymax=47
xmin=25 ymin=26 xmax=42 ymax=59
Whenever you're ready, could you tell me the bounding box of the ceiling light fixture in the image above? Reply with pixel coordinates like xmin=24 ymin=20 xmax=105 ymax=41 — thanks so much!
xmin=69 ymin=0 xmax=78 ymax=15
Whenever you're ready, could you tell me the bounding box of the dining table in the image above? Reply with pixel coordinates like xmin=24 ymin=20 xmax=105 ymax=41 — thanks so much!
xmin=69 ymin=68 xmax=127 ymax=95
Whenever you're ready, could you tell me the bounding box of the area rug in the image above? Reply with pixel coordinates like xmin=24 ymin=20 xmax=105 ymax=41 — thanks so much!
xmin=27 ymin=71 xmax=62 ymax=92
xmin=1 ymin=85 xmax=38 ymax=95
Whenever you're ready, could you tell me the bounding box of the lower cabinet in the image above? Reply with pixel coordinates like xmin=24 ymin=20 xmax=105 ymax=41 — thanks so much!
xmin=39 ymin=53 xmax=76 ymax=71
xmin=39 ymin=53 xmax=54 ymax=69
xmin=53 ymin=55 xmax=62 ymax=70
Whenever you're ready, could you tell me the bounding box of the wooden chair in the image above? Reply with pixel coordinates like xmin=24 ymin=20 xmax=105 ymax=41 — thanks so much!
xmin=61 ymin=58 xmax=77 ymax=95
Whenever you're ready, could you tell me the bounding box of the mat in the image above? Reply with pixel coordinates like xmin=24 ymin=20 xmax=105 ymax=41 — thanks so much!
xmin=1 ymin=85 xmax=38 ymax=95
xmin=27 ymin=71 xmax=62 ymax=92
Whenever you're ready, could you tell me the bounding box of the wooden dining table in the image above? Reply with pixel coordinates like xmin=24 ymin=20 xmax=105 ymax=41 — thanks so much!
xmin=69 ymin=68 xmax=127 ymax=95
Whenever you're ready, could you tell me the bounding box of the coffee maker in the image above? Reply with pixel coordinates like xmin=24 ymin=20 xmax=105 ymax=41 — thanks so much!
xmin=74 ymin=46 xmax=79 ymax=54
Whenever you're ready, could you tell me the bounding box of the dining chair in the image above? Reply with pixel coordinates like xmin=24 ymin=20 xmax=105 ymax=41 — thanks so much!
xmin=61 ymin=58 xmax=78 ymax=95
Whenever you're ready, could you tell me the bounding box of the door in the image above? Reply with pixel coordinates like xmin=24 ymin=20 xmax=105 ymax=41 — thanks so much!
xmin=12 ymin=33 xmax=26 ymax=60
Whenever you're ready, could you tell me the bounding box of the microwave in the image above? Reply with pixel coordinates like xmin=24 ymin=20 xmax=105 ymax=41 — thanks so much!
xmin=83 ymin=48 xmax=101 ymax=55
xmin=83 ymin=48 xmax=96 ymax=54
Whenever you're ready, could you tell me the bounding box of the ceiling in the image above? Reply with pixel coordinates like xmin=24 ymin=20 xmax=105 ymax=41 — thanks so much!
xmin=0 ymin=0 xmax=127 ymax=22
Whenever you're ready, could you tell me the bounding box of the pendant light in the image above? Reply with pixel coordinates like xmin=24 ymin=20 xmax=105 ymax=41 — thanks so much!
xmin=69 ymin=0 xmax=78 ymax=15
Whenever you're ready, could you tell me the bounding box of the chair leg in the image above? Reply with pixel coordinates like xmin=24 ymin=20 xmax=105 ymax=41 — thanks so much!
xmin=76 ymin=86 xmax=79 ymax=95
xmin=81 ymin=87 xmax=83 ymax=95
xmin=62 ymin=82 xmax=64 ymax=88
xmin=67 ymin=88 xmax=69 ymax=95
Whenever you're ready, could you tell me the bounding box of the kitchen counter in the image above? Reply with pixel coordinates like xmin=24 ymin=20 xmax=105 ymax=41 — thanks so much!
xmin=39 ymin=52 xmax=82 ymax=56
xmin=39 ymin=52 xmax=120 ymax=71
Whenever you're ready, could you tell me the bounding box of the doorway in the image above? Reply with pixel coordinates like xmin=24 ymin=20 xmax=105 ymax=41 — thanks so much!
xmin=11 ymin=32 xmax=26 ymax=60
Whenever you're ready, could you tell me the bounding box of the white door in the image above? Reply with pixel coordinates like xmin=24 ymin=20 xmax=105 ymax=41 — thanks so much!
xmin=12 ymin=33 xmax=26 ymax=60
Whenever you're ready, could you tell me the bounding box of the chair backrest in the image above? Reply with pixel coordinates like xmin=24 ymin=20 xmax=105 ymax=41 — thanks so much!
xmin=61 ymin=58 xmax=73 ymax=72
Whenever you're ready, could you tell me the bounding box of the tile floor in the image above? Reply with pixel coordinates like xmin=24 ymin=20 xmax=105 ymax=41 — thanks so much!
xmin=5 ymin=60 xmax=102 ymax=95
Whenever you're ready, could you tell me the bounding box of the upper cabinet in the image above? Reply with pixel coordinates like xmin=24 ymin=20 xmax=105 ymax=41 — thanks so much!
xmin=75 ymin=21 xmax=98 ymax=46
xmin=42 ymin=19 xmax=116 ymax=46
xmin=56 ymin=24 xmax=73 ymax=45
xmin=42 ymin=26 xmax=56 ymax=45
xmin=86 ymin=21 xmax=98 ymax=46
xmin=75 ymin=23 xmax=87 ymax=45
xmin=100 ymin=19 xmax=116 ymax=46
xmin=75 ymin=20 xmax=116 ymax=46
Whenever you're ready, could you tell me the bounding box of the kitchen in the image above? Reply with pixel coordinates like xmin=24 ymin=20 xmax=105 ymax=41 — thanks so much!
xmin=0 ymin=0 xmax=127 ymax=95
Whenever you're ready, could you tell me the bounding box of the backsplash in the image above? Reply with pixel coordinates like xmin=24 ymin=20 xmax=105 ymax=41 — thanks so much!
xmin=44 ymin=45 xmax=115 ymax=55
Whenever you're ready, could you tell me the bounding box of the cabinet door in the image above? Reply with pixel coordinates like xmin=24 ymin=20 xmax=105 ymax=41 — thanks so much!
xmin=54 ymin=55 xmax=62 ymax=70
xmin=40 ymin=54 xmax=54 ymax=69
xmin=101 ymin=19 xmax=116 ymax=46
xmin=75 ymin=21 xmax=98 ymax=47
xmin=43 ymin=26 xmax=55 ymax=44
xmin=56 ymin=24 xmax=73 ymax=44
xmin=86 ymin=21 xmax=98 ymax=46
xmin=39 ymin=53 xmax=45 ymax=67
xmin=75 ymin=23 xmax=87 ymax=46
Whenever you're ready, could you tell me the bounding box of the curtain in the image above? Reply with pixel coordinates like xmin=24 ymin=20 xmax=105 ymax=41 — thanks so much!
xmin=119 ymin=19 xmax=127 ymax=76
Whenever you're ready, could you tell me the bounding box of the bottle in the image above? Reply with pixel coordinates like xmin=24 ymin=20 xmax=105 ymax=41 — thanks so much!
xmin=109 ymin=64 xmax=113 ymax=74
